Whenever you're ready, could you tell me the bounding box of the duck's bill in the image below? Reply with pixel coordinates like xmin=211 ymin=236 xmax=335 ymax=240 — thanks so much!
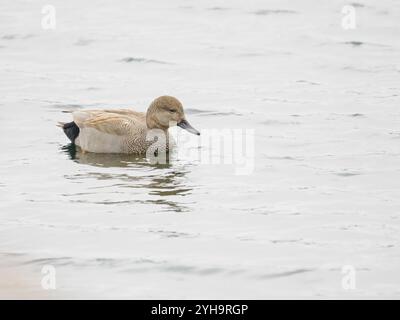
xmin=177 ymin=119 xmax=200 ymax=135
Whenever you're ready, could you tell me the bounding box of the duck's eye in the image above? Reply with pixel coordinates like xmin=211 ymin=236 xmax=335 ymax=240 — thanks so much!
xmin=168 ymin=109 xmax=176 ymax=113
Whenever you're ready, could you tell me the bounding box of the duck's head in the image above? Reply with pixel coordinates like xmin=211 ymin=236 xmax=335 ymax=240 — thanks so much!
xmin=146 ymin=95 xmax=200 ymax=135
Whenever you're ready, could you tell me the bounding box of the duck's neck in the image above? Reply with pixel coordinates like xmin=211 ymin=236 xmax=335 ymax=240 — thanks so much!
xmin=146 ymin=105 xmax=168 ymax=132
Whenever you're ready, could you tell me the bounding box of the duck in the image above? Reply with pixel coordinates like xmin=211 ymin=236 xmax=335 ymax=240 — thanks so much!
xmin=58 ymin=95 xmax=200 ymax=154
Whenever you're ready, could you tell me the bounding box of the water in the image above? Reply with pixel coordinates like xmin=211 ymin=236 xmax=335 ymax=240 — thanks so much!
xmin=1 ymin=0 xmax=400 ymax=298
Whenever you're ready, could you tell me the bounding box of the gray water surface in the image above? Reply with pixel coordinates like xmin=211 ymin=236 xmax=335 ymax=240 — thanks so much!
xmin=1 ymin=0 xmax=400 ymax=298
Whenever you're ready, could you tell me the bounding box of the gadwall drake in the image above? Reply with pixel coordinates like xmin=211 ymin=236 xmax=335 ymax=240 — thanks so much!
xmin=58 ymin=96 xmax=200 ymax=154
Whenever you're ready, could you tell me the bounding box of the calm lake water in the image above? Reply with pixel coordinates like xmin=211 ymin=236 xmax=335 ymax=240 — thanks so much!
xmin=1 ymin=0 xmax=400 ymax=298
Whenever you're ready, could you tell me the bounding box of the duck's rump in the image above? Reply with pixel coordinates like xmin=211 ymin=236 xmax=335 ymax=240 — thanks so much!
xmin=61 ymin=121 xmax=80 ymax=144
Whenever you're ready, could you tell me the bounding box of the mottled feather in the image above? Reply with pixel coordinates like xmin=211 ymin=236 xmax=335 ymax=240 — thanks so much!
xmin=59 ymin=96 xmax=199 ymax=154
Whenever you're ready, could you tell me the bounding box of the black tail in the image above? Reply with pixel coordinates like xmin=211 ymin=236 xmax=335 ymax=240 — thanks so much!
xmin=62 ymin=121 xmax=80 ymax=144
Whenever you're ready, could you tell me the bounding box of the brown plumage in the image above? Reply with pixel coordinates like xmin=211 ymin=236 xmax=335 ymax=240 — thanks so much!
xmin=59 ymin=96 xmax=200 ymax=154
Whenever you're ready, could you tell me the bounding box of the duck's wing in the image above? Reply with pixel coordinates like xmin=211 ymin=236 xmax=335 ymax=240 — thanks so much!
xmin=101 ymin=109 xmax=146 ymax=119
xmin=73 ymin=110 xmax=145 ymax=136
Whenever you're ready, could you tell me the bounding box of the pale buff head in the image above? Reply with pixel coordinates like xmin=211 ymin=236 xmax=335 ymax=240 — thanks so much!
xmin=146 ymin=96 xmax=200 ymax=135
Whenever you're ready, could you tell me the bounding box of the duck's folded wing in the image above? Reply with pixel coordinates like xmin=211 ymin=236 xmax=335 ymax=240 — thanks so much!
xmin=73 ymin=111 xmax=135 ymax=136
xmin=102 ymin=109 xmax=145 ymax=119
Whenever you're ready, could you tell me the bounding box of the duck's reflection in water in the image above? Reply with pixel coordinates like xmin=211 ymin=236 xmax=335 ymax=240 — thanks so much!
xmin=61 ymin=144 xmax=194 ymax=212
